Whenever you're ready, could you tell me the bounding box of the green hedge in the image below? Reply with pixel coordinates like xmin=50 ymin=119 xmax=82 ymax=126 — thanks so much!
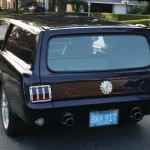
xmin=91 ymin=12 xmax=118 ymax=21
xmin=121 ymin=19 xmax=150 ymax=27
xmin=0 ymin=12 xmax=9 ymax=18
xmin=91 ymin=12 xmax=150 ymax=21
xmin=117 ymin=14 xmax=150 ymax=21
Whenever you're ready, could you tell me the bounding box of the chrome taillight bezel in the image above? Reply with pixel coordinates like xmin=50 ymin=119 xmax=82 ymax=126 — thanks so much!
xmin=29 ymin=85 xmax=52 ymax=103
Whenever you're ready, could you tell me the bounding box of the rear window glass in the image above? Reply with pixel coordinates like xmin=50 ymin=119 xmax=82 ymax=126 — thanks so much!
xmin=47 ymin=34 xmax=150 ymax=72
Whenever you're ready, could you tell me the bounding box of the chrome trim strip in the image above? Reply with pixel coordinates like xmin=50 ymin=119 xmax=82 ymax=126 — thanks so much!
xmin=29 ymin=85 xmax=52 ymax=103
xmin=29 ymin=87 xmax=33 ymax=101
xmin=42 ymin=87 xmax=45 ymax=99
xmin=36 ymin=88 xmax=39 ymax=100
xmin=48 ymin=86 xmax=52 ymax=100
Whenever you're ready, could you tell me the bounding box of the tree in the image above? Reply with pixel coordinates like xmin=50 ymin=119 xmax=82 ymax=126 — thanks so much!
xmin=128 ymin=1 xmax=150 ymax=14
xmin=138 ymin=0 xmax=150 ymax=14
xmin=128 ymin=2 xmax=149 ymax=14
xmin=51 ymin=0 xmax=57 ymax=12
xmin=138 ymin=0 xmax=150 ymax=3
xmin=56 ymin=0 xmax=67 ymax=14
xmin=15 ymin=0 xmax=18 ymax=12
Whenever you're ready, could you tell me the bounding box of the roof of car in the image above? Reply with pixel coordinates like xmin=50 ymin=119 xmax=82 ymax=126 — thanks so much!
xmin=4 ymin=14 xmax=146 ymax=34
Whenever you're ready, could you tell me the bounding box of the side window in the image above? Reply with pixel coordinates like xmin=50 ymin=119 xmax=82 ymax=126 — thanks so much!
xmin=6 ymin=26 xmax=37 ymax=65
xmin=0 ymin=21 xmax=9 ymax=40
xmin=0 ymin=21 xmax=9 ymax=49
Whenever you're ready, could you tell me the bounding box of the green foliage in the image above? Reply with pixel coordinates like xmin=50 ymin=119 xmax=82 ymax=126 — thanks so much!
xmin=121 ymin=19 xmax=150 ymax=27
xmin=91 ymin=12 xmax=118 ymax=21
xmin=66 ymin=12 xmax=88 ymax=16
xmin=117 ymin=14 xmax=150 ymax=21
xmin=67 ymin=0 xmax=87 ymax=5
xmin=19 ymin=5 xmax=29 ymax=11
xmin=91 ymin=12 xmax=150 ymax=27
xmin=26 ymin=1 xmax=38 ymax=7
xmin=91 ymin=12 xmax=150 ymax=21
xmin=138 ymin=0 xmax=150 ymax=3
xmin=128 ymin=2 xmax=149 ymax=15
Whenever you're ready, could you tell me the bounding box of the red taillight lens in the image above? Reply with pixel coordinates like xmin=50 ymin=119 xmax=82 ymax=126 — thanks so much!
xmin=29 ymin=85 xmax=52 ymax=103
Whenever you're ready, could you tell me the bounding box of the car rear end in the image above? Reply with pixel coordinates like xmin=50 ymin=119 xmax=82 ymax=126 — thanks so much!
xmin=24 ymin=26 xmax=150 ymax=128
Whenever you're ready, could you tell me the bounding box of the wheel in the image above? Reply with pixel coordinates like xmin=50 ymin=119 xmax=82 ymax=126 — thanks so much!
xmin=0 ymin=84 xmax=30 ymax=136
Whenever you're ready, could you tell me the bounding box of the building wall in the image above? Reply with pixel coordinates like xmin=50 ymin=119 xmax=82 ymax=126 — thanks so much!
xmin=86 ymin=0 xmax=140 ymax=14
xmin=86 ymin=0 xmax=139 ymax=5
xmin=1 ymin=0 xmax=35 ymax=9
xmin=7 ymin=0 xmax=21 ymax=9
xmin=0 ymin=0 xmax=7 ymax=8
xmin=113 ymin=4 xmax=126 ymax=14
xmin=66 ymin=4 xmax=73 ymax=12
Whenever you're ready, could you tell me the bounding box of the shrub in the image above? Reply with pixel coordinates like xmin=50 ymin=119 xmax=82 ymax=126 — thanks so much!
xmin=91 ymin=12 xmax=118 ymax=21
xmin=19 ymin=5 xmax=29 ymax=11
xmin=91 ymin=12 xmax=150 ymax=21
xmin=117 ymin=14 xmax=150 ymax=21
xmin=26 ymin=1 xmax=38 ymax=7
xmin=0 ymin=7 xmax=2 ymax=12
xmin=121 ymin=19 xmax=150 ymax=27
xmin=128 ymin=2 xmax=149 ymax=15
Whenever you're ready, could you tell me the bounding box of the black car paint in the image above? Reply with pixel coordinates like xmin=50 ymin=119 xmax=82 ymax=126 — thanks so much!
xmin=1 ymin=21 xmax=150 ymax=126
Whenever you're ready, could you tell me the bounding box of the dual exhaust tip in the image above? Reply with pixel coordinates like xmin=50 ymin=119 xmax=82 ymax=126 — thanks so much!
xmin=35 ymin=107 xmax=143 ymax=127
xmin=61 ymin=113 xmax=74 ymax=127
xmin=130 ymin=107 xmax=143 ymax=121
xmin=61 ymin=107 xmax=143 ymax=127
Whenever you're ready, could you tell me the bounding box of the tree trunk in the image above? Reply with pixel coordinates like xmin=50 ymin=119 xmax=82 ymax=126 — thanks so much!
xmin=57 ymin=0 xmax=66 ymax=15
xmin=15 ymin=0 xmax=18 ymax=12
xmin=76 ymin=4 xmax=80 ymax=12
xmin=51 ymin=0 xmax=56 ymax=12
xmin=148 ymin=2 xmax=150 ymax=14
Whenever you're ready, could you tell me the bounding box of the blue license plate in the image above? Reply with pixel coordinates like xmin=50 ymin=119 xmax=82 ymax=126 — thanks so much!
xmin=89 ymin=110 xmax=119 ymax=127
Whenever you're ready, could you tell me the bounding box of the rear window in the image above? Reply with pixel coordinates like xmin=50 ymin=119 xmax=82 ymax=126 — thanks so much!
xmin=47 ymin=34 xmax=150 ymax=72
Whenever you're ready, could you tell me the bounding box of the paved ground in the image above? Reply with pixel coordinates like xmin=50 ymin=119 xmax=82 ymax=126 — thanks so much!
xmin=0 ymin=116 xmax=150 ymax=150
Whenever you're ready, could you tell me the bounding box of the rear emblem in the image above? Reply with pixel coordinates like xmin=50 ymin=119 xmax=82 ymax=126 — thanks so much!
xmin=100 ymin=81 xmax=113 ymax=94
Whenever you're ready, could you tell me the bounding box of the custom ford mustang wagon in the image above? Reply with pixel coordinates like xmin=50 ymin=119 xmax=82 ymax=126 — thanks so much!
xmin=0 ymin=15 xmax=150 ymax=136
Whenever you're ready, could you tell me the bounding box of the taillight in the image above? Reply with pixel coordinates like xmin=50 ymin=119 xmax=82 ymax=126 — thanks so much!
xmin=29 ymin=85 xmax=52 ymax=103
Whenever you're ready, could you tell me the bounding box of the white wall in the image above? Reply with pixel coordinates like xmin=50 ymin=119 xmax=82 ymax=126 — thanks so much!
xmin=113 ymin=4 xmax=127 ymax=14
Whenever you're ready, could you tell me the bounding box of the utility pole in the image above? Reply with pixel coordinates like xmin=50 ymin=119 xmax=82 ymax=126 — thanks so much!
xmin=88 ymin=2 xmax=91 ymax=17
xmin=45 ymin=0 xmax=49 ymax=11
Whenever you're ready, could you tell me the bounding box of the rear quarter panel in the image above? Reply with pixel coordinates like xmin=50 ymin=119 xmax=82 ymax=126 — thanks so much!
xmin=0 ymin=30 xmax=44 ymax=123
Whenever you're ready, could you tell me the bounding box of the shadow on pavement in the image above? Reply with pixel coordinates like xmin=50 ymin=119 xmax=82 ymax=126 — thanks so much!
xmin=7 ymin=117 xmax=150 ymax=150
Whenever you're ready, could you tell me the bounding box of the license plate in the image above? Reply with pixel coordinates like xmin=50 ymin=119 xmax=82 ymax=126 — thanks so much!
xmin=89 ymin=110 xmax=119 ymax=127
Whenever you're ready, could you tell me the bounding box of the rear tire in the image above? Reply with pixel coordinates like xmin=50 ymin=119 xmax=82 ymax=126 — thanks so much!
xmin=0 ymin=84 xmax=30 ymax=136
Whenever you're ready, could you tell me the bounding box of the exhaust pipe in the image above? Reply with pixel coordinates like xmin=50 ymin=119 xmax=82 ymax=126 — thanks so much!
xmin=61 ymin=113 xmax=74 ymax=127
xmin=130 ymin=107 xmax=143 ymax=121
xmin=134 ymin=112 xmax=143 ymax=121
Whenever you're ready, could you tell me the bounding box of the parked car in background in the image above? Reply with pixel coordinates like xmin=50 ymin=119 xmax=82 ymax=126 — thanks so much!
xmin=0 ymin=15 xmax=150 ymax=136
xmin=28 ymin=4 xmax=45 ymax=12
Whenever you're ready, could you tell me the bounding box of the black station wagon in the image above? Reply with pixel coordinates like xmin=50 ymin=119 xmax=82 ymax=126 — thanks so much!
xmin=0 ymin=15 xmax=150 ymax=136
